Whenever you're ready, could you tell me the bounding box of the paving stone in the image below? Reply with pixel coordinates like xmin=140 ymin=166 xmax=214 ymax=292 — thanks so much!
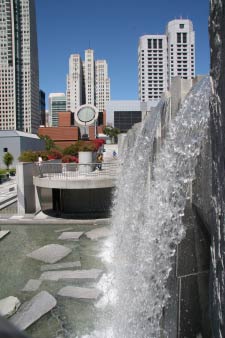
xmin=57 ymin=286 xmax=101 ymax=300
xmin=85 ymin=227 xmax=111 ymax=240
xmin=54 ymin=227 xmax=73 ymax=233
xmin=0 ymin=296 xmax=20 ymax=318
xmin=27 ymin=244 xmax=72 ymax=264
xmin=0 ymin=230 xmax=10 ymax=240
xmin=10 ymin=291 xmax=56 ymax=330
xmin=22 ymin=279 xmax=42 ymax=292
xmin=40 ymin=269 xmax=103 ymax=281
xmin=40 ymin=261 xmax=81 ymax=271
xmin=58 ymin=231 xmax=84 ymax=241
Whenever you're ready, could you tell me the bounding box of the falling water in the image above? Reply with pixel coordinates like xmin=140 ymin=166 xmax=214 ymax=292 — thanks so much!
xmin=83 ymin=77 xmax=211 ymax=338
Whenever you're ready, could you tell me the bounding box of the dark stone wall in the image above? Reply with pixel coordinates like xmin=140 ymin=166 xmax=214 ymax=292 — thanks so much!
xmin=163 ymin=133 xmax=212 ymax=338
xmin=209 ymin=0 xmax=225 ymax=337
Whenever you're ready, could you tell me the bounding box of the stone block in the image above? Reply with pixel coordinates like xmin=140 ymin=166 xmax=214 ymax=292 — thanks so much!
xmin=27 ymin=244 xmax=72 ymax=263
xmin=57 ymin=286 xmax=101 ymax=300
xmin=10 ymin=291 xmax=56 ymax=330
xmin=39 ymin=269 xmax=103 ymax=281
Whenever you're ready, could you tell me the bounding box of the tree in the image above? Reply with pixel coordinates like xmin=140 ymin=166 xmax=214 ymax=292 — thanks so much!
xmin=103 ymin=126 xmax=120 ymax=143
xmin=39 ymin=135 xmax=55 ymax=151
xmin=3 ymin=152 xmax=14 ymax=170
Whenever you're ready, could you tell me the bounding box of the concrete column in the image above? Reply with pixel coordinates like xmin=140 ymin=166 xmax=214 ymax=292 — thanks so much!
xmin=16 ymin=162 xmax=36 ymax=215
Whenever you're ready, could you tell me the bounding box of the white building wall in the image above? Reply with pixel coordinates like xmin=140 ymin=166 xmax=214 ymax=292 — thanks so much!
xmin=66 ymin=54 xmax=82 ymax=111
xmin=85 ymin=49 xmax=95 ymax=106
xmin=166 ymin=19 xmax=195 ymax=86
xmin=95 ymin=60 xmax=110 ymax=112
xmin=66 ymin=49 xmax=111 ymax=113
xmin=138 ymin=35 xmax=167 ymax=102
xmin=138 ymin=19 xmax=195 ymax=101
xmin=105 ymin=100 xmax=158 ymax=126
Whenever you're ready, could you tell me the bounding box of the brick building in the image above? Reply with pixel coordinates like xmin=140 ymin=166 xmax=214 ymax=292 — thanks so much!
xmin=38 ymin=111 xmax=106 ymax=149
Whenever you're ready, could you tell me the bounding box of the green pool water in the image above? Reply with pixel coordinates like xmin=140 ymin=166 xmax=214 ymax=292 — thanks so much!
xmin=0 ymin=223 xmax=109 ymax=338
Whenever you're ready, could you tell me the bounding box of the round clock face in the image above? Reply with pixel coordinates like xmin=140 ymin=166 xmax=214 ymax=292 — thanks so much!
xmin=77 ymin=106 xmax=95 ymax=123
xmin=75 ymin=104 xmax=99 ymax=126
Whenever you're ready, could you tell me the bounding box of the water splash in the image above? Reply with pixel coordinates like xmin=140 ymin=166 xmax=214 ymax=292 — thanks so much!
xmin=82 ymin=77 xmax=211 ymax=338
xmin=111 ymin=77 xmax=211 ymax=338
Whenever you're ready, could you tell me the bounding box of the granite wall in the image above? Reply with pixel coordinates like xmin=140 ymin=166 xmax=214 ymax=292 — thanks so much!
xmin=209 ymin=0 xmax=225 ymax=336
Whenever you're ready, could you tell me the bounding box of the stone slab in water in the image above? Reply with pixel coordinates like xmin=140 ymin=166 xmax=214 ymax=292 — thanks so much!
xmin=27 ymin=244 xmax=72 ymax=263
xmin=0 ymin=230 xmax=10 ymax=240
xmin=58 ymin=231 xmax=84 ymax=241
xmin=22 ymin=279 xmax=42 ymax=292
xmin=40 ymin=269 xmax=103 ymax=281
xmin=57 ymin=286 xmax=101 ymax=300
xmin=54 ymin=227 xmax=73 ymax=233
xmin=10 ymin=291 xmax=57 ymax=330
xmin=0 ymin=296 xmax=20 ymax=318
xmin=85 ymin=227 xmax=111 ymax=240
xmin=40 ymin=261 xmax=81 ymax=271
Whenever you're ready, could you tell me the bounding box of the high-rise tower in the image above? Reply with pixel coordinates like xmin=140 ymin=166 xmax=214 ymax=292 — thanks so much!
xmin=0 ymin=0 xmax=39 ymax=133
xmin=66 ymin=49 xmax=110 ymax=113
xmin=138 ymin=19 xmax=195 ymax=102
xmin=138 ymin=35 xmax=168 ymax=101
xmin=66 ymin=54 xmax=83 ymax=111
xmin=166 ymin=19 xmax=195 ymax=86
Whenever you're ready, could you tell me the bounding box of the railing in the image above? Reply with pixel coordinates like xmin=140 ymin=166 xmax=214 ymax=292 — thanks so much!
xmin=33 ymin=161 xmax=120 ymax=180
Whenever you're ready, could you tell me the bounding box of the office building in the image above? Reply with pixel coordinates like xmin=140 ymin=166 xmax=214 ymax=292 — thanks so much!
xmin=66 ymin=49 xmax=110 ymax=113
xmin=138 ymin=19 xmax=195 ymax=102
xmin=138 ymin=35 xmax=168 ymax=101
xmin=49 ymin=93 xmax=66 ymax=127
xmin=106 ymin=100 xmax=158 ymax=132
xmin=166 ymin=19 xmax=195 ymax=85
xmin=0 ymin=0 xmax=39 ymax=133
xmin=85 ymin=49 xmax=95 ymax=106
xmin=66 ymin=54 xmax=83 ymax=111
xmin=95 ymin=60 xmax=111 ymax=113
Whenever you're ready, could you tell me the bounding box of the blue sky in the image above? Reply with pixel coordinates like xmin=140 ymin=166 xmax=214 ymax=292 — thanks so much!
xmin=36 ymin=0 xmax=210 ymax=104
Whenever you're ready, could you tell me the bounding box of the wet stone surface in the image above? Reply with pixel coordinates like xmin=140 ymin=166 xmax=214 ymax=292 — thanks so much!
xmin=22 ymin=279 xmax=42 ymax=292
xmin=39 ymin=269 xmax=103 ymax=282
xmin=0 ymin=296 xmax=20 ymax=318
xmin=58 ymin=231 xmax=84 ymax=241
xmin=10 ymin=291 xmax=57 ymax=330
xmin=27 ymin=244 xmax=72 ymax=264
xmin=40 ymin=261 xmax=81 ymax=271
xmin=57 ymin=286 xmax=101 ymax=300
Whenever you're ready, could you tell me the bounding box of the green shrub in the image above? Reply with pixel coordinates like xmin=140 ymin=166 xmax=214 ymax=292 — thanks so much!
xmin=19 ymin=151 xmax=38 ymax=162
xmin=3 ymin=152 xmax=14 ymax=169
xmin=0 ymin=169 xmax=7 ymax=175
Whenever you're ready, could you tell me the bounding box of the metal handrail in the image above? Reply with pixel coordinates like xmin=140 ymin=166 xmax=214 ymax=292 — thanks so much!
xmin=33 ymin=161 xmax=120 ymax=180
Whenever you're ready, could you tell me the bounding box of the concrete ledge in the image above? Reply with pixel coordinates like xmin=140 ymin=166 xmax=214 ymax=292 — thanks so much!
xmin=33 ymin=176 xmax=116 ymax=189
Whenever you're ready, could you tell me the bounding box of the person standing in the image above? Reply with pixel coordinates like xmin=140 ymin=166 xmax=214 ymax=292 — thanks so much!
xmin=96 ymin=153 xmax=103 ymax=170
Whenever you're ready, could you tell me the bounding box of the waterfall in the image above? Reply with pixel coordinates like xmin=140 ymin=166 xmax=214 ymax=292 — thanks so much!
xmin=83 ymin=76 xmax=211 ymax=338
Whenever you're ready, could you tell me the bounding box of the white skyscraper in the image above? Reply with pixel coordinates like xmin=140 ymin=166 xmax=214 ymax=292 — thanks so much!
xmin=66 ymin=49 xmax=110 ymax=112
xmin=84 ymin=49 xmax=95 ymax=106
xmin=95 ymin=60 xmax=111 ymax=112
xmin=66 ymin=54 xmax=83 ymax=111
xmin=0 ymin=0 xmax=39 ymax=133
xmin=166 ymin=19 xmax=195 ymax=85
xmin=138 ymin=19 xmax=195 ymax=102
xmin=138 ymin=35 xmax=168 ymax=101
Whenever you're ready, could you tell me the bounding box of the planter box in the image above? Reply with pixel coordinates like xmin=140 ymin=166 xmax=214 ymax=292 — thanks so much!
xmin=78 ymin=151 xmax=93 ymax=174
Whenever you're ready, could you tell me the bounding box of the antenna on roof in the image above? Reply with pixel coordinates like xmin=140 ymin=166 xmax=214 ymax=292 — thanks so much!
xmin=89 ymin=40 xmax=91 ymax=49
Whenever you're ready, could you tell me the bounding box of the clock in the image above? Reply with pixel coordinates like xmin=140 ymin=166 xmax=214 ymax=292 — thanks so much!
xmin=75 ymin=104 xmax=99 ymax=126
